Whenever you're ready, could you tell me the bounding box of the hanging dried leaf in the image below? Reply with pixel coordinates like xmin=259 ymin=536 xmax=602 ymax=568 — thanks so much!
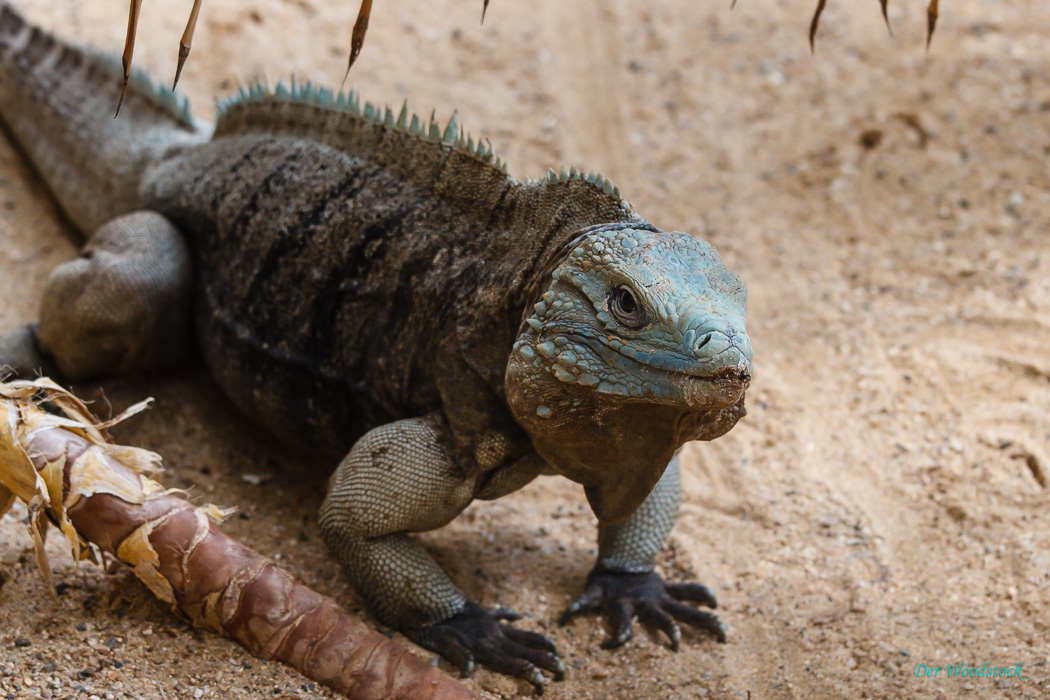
xmin=112 ymin=0 xmax=948 ymax=115
xmin=116 ymin=0 xmax=143 ymax=117
xmin=879 ymin=0 xmax=893 ymax=35
xmin=173 ymin=0 xmax=204 ymax=90
xmin=926 ymin=0 xmax=939 ymax=50
xmin=345 ymin=0 xmax=374 ymax=77
xmin=807 ymin=0 xmax=940 ymax=51
xmin=809 ymin=0 xmax=827 ymax=52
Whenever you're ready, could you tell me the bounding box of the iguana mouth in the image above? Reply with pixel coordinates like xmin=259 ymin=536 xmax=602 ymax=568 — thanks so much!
xmin=590 ymin=334 xmax=752 ymax=384
xmin=553 ymin=333 xmax=751 ymax=406
xmin=697 ymin=364 xmax=753 ymax=386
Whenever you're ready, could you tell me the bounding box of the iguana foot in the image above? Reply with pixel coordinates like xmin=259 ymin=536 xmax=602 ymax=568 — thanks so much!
xmin=560 ymin=569 xmax=726 ymax=651
xmin=404 ymin=601 xmax=565 ymax=695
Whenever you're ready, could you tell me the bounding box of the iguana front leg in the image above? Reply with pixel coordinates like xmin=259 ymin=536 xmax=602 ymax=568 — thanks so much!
xmin=319 ymin=413 xmax=564 ymax=693
xmin=560 ymin=456 xmax=726 ymax=649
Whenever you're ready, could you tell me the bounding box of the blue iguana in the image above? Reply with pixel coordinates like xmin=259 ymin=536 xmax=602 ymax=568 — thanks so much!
xmin=0 ymin=3 xmax=753 ymax=693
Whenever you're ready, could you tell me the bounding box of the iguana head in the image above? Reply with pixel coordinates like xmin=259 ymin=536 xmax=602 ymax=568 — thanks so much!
xmin=506 ymin=223 xmax=752 ymax=525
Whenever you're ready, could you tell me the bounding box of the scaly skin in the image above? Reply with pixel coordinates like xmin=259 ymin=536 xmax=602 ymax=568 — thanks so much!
xmin=0 ymin=3 xmax=753 ymax=694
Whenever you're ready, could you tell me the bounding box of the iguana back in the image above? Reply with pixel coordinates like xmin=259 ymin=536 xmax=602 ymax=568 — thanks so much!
xmin=0 ymin=3 xmax=644 ymax=455
xmin=142 ymin=94 xmax=643 ymax=454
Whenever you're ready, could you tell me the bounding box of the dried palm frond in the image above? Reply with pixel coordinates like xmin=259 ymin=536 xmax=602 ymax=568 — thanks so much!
xmin=0 ymin=377 xmax=479 ymax=700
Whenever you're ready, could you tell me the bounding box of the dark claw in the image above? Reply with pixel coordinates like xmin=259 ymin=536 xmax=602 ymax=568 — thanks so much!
xmin=473 ymin=650 xmax=546 ymax=694
xmin=406 ymin=624 xmax=476 ymax=676
xmin=491 ymin=606 xmax=521 ymax=621
xmin=600 ymin=598 xmax=634 ymax=649
xmin=637 ymin=600 xmax=682 ymax=652
xmin=504 ymin=625 xmax=560 ymax=653
xmin=665 ymin=581 xmax=718 ymax=609
xmin=560 ymin=569 xmax=726 ymax=651
xmin=663 ymin=599 xmax=727 ymax=643
xmin=404 ymin=601 xmax=562 ymax=693
xmin=559 ymin=583 xmax=602 ymax=625
xmin=505 ymin=641 xmax=566 ymax=681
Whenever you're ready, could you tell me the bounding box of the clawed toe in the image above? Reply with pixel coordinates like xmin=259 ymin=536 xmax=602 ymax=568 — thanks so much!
xmin=405 ymin=601 xmax=564 ymax=694
xmin=560 ymin=569 xmax=727 ymax=651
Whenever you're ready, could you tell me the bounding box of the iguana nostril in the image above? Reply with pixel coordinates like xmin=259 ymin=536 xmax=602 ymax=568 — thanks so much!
xmin=690 ymin=330 xmax=743 ymax=359
xmin=693 ymin=333 xmax=712 ymax=354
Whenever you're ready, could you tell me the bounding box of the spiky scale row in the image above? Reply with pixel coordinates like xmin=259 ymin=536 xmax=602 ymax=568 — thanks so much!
xmin=214 ymin=78 xmax=625 ymax=198
xmin=534 ymin=167 xmax=620 ymax=198
xmin=85 ymin=50 xmax=193 ymax=125
xmin=216 ymin=79 xmax=510 ymax=174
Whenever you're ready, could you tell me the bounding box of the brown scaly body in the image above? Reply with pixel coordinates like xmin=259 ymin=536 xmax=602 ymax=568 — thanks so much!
xmin=144 ymin=102 xmax=640 ymax=458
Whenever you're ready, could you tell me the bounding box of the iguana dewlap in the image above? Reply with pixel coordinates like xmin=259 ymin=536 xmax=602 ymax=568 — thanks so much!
xmin=0 ymin=3 xmax=752 ymax=692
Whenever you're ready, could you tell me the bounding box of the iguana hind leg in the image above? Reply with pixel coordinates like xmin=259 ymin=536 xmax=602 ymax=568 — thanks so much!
xmin=319 ymin=412 xmax=564 ymax=693
xmin=1 ymin=211 xmax=193 ymax=381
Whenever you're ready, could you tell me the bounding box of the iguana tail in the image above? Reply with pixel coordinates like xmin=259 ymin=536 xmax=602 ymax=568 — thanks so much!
xmin=0 ymin=2 xmax=207 ymax=238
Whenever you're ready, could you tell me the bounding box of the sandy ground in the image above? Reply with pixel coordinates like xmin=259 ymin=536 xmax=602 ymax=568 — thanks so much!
xmin=2 ymin=0 xmax=1049 ymax=698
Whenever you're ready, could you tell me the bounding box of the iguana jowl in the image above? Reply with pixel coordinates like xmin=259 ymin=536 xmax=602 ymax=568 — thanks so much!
xmin=0 ymin=3 xmax=753 ymax=692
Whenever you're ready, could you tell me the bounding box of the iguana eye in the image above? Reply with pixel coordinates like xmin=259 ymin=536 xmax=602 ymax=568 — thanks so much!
xmin=609 ymin=286 xmax=647 ymax=328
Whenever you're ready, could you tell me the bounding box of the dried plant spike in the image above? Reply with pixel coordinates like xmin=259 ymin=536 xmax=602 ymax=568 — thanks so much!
xmin=173 ymin=0 xmax=204 ymax=90
xmin=0 ymin=378 xmax=482 ymax=700
xmin=730 ymin=0 xmax=738 ymax=9
xmin=926 ymin=0 xmax=939 ymax=50
xmin=879 ymin=0 xmax=892 ymax=36
xmin=808 ymin=0 xmax=827 ymax=52
xmin=481 ymin=0 xmax=490 ymax=24
xmin=345 ymin=0 xmax=374 ymax=80
xmin=117 ymin=0 xmax=144 ymax=117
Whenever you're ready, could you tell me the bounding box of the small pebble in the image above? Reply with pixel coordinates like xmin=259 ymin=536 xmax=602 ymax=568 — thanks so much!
xmin=13 ymin=638 xmax=30 ymax=647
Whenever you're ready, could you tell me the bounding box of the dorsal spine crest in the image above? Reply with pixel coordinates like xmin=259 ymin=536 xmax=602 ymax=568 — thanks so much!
xmin=214 ymin=78 xmax=621 ymax=198
xmin=84 ymin=50 xmax=194 ymax=126
xmin=216 ymin=79 xmax=510 ymax=174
